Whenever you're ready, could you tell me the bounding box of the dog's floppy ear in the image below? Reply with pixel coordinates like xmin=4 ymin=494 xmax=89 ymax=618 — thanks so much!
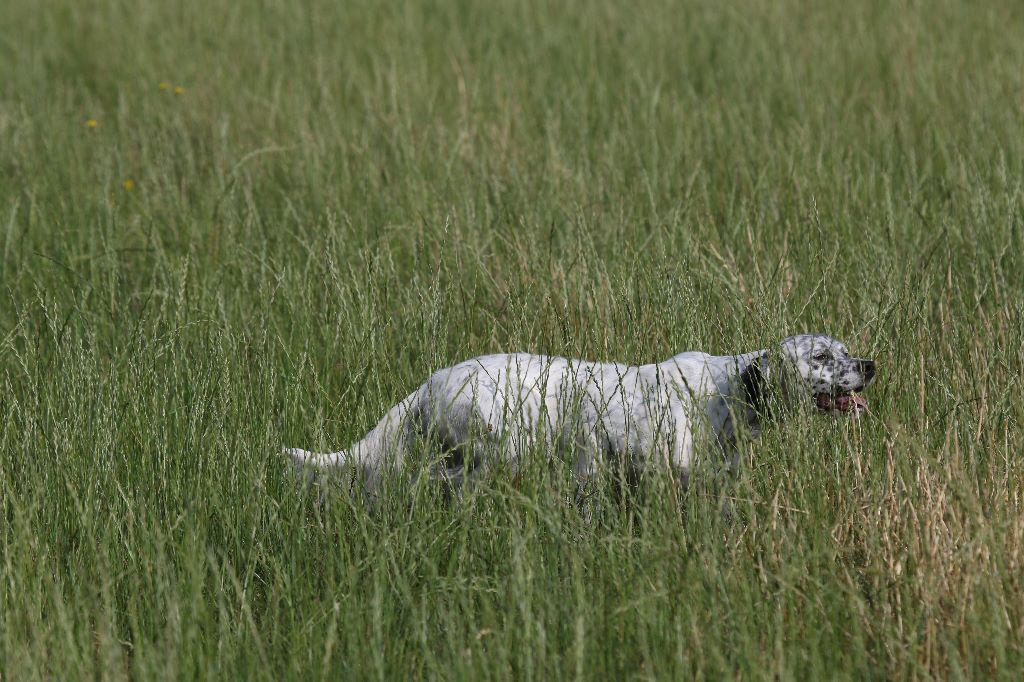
xmin=740 ymin=352 xmax=772 ymax=417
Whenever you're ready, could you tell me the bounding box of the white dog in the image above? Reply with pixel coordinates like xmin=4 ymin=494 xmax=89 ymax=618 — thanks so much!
xmin=285 ymin=334 xmax=875 ymax=497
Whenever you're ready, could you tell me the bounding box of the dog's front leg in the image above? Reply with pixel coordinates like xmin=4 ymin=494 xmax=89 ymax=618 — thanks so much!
xmin=714 ymin=438 xmax=747 ymax=522
xmin=666 ymin=412 xmax=695 ymax=509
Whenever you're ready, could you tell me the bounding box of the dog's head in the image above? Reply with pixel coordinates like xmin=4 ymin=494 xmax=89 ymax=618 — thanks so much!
xmin=778 ymin=334 xmax=876 ymax=416
xmin=740 ymin=334 xmax=876 ymax=419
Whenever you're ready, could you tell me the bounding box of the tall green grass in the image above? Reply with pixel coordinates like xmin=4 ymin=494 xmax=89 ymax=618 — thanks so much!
xmin=2 ymin=0 xmax=1023 ymax=677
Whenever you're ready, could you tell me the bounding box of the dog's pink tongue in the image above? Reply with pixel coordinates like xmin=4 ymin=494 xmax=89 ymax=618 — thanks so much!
xmin=835 ymin=394 xmax=868 ymax=412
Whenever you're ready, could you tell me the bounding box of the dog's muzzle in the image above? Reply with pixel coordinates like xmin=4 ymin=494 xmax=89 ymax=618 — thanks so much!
xmin=814 ymin=359 xmax=875 ymax=416
xmin=815 ymin=392 xmax=868 ymax=415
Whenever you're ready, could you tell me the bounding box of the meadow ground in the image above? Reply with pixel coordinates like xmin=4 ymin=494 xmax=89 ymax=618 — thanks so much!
xmin=2 ymin=0 xmax=1024 ymax=678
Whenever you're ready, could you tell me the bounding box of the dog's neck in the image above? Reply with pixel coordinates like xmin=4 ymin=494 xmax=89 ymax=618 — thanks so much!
xmin=660 ymin=348 xmax=777 ymax=443
xmin=740 ymin=352 xmax=772 ymax=411
xmin=732 ymin=349 xmax=775 ymax=437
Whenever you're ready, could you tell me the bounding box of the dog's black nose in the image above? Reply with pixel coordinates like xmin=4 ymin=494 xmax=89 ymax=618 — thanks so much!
xmin=859 ymin=359 xmax=876 ymax=382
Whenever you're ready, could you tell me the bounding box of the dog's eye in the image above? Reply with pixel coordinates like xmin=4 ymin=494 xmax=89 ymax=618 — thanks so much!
xmin=812 ymin=352 xmax=832 ymax=362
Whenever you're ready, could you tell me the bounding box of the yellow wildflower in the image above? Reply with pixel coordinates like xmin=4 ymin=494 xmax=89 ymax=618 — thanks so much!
xmin=173 ymin=86 xmax=185 ymax=95
xmin=159 ymin=81 xmax=170 ymax=91
xmin=86 ymin=119 xmax=99 ymax=129
xmin=122 ymin=179 xmax=135 ymax=191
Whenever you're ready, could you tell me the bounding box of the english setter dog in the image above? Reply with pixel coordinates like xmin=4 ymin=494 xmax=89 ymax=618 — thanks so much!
xmin=284 ymin=334 xmax=875 ymax=497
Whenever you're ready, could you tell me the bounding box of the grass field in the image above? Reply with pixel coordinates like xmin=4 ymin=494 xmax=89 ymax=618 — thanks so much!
xmin=3 ymin=0 xmax=1024 ymax=678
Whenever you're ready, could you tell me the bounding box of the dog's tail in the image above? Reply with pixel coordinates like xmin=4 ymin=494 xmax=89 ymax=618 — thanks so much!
xmin=282 ymin=391 xmax=420 ymax=492
xmin=282 ymin=446 xmax=349 ymax=469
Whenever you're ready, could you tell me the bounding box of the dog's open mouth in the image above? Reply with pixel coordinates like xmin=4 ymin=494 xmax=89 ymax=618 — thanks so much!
xmin=815 ymin=392 xmax=868 ymax=415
